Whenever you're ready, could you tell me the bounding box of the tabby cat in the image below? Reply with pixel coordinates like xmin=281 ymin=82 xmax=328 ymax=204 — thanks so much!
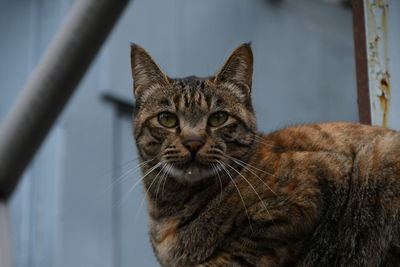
xmin=130 ymin=43 xmax=400 ymax=266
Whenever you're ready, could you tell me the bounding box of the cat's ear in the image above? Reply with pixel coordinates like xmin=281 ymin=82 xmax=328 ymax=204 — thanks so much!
xmin=130 ymin=44 xmax=170 ymax=99
xmin=214 ymin=43 xmax=253 ymax=94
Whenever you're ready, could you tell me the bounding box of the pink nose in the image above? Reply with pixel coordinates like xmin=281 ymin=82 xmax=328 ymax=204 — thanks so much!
xmin=183 ymin=138 xmax=204 ymax=154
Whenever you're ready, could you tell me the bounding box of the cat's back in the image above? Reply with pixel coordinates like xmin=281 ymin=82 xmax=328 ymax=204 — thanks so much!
xmin=261 ymin=122 xmax=395 ymax=156
xmin=254 ymin=121 xmax=400 ymax=215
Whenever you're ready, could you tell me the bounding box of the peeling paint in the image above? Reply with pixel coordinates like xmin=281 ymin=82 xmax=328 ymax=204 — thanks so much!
xmin=377 ymin=76 xmax=390 ymax=126
xmin=365 ymin=0 xmax=391 ymax=127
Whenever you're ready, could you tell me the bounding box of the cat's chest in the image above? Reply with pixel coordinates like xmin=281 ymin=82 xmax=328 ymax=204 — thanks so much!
xmin=148 ymin=217 xmax=180 ymax=266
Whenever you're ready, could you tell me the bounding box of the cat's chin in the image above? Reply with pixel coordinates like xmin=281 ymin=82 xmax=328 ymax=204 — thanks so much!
xmin=168 ymin=162 xmax=214 ymax=184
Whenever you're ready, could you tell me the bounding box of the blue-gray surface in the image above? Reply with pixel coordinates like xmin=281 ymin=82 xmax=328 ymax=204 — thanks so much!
xmin=0 ymin=0 xmax=357 ymax=266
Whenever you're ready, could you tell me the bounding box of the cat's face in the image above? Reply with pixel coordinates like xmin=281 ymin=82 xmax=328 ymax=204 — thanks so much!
xmin=131 ymin=44 xmax=257 ymax=184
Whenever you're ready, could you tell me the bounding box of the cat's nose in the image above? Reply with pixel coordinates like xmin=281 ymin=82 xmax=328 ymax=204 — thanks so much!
xmin=183 ymin=138 xmax=205 ymax=155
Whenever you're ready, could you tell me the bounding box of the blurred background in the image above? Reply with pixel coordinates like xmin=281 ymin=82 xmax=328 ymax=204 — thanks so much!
xmin=0 ymin=0 xmax=357 ymax=266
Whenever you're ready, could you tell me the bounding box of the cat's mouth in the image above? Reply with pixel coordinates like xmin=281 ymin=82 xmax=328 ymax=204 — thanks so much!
xmin=169 ymin=161 xmax=214 ymax=183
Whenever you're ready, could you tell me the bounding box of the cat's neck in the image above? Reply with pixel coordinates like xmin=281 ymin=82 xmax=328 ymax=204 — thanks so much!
xmin=140 ymin=162 xmax=236 ymax=219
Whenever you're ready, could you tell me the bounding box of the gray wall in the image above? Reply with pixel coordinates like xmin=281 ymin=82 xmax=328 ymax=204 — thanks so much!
xmin=0 ymin=0 xmax=357 ymax=266
xmin=102 ymin=0 xmax=358 ymax=131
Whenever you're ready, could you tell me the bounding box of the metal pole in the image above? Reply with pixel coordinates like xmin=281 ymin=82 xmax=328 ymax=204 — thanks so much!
xmin=0 ymin=0 xmax=131 ymax=200
xmin=362 ymin=0 xmax=396 ymax=128
xmin=0 ymin=202 xmax=12 ymax=267
xmin=353 ymin=0 xmax=399 ymax=129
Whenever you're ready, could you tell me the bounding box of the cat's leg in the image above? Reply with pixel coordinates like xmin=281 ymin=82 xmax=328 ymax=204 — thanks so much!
xmin=196 ymin=251 xmax=258 ymax=267
xmin=196 ymin=248 xmax=286 ymax=267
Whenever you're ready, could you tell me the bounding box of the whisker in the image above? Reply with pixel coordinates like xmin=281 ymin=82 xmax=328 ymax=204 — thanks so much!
xmin=211 ymin=163 xmax=223 ymax=201
xmin=224 ymin=162 xmax=274 ymax=220
xmin=224 ymin=154 xmax=278 ymax=196
xmin=101 ymin=156 xmax=139 ymax=179
xmin=144 ymin=162 xmax=166 ymax=198
xmin=134 ymin=162 xmax=168 ymax=220
xmin=105 ymin=157 xmax=155 ymax=193
xmin=224 ymin=153 xmax=282 ymax=181
xmin=118 ymin=161 xmax=162 ymax=207
xmin=250 ymin=134 xmax=267 ymax=140
xmin=217 ymin=161 xmax=253 ymax=231
xmin=249 ymin=135 xmax=277 ymax=149
xmin=161 ymin=164 xmax=173 ymax=198
xmin=155 ymin=164 xmax=170 ymax=203
xmin=113 ymin=162 xmax=162 ymax=211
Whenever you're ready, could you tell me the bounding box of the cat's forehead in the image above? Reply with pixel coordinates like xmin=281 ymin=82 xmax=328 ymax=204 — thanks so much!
xmin=165 ymin=77 xmax=218 ymax=117
xmin=174 ymin=76 xmax=207 ymax=90
xmin=142 ymin=77 xmax=237 ymax=109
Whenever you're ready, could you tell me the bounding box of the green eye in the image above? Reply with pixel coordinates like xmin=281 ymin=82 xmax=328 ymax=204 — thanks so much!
xmin=158 ymin=112 xmax=178 ymax=128
xmin=208 ymin=112 xmax=228 ymax=127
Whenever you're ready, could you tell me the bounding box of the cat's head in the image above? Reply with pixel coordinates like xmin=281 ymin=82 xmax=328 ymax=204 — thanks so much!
xmin=131 ymin=44 xmax=257 ymax=184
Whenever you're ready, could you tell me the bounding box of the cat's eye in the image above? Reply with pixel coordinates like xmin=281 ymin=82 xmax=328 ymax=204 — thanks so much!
xmin=158 ymin=112 xmax=179 ymax=128
xmin=208 ymin=112 xmax=228 ymax=127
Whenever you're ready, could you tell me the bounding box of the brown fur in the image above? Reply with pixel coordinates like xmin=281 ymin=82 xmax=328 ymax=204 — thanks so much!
xmin=130 ymin=43 xmax=400 ymax=266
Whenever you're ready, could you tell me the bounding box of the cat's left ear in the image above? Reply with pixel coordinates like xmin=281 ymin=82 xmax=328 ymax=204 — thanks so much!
xmin=214 ymin=43 xmax=253 ymax=95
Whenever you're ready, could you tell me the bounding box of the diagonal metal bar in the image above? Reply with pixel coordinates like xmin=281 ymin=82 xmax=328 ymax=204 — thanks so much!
xmin=0 ymin=202 xmax=12 ymax=267
xmin=0 ymin=0 xmax=131 ymax=201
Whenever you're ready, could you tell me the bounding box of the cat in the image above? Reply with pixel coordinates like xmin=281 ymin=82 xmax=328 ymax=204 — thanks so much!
xmin=130 ymin=43 xmax=400 ymax=266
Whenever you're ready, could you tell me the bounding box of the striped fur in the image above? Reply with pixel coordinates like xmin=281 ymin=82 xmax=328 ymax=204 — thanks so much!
xmin=130 ymin=44 xmax=400 ymax=266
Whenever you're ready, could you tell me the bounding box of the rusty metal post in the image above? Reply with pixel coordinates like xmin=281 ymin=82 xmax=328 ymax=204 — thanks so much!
xmin=0 ymin=0 xmax=131 ymax=201
xmin=353 ymin=0 xmax=399 ymax=129
xmin=364 ymin=0 xmax=391 ymax=127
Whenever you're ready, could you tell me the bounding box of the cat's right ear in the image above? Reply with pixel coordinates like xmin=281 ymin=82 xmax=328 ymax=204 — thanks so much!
xmin=214 ymin=43 xmax=253 ymax=96
xmin=130 ymin=44 xmax=170 ymax=99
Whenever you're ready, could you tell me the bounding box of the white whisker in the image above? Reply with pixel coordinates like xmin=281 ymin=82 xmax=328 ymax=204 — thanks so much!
xmin=105 ymin=157 xmax=155 ymax=194
xmin=224 ymin=162 xmax=274 ymax=220
xmin=217 ymin=161 xmax=253 ymax=231
xmin=101 ymin=156 xmax=139 ymax=178
xmin=224 ymin=154 xmax=278 ymax=196
xmin=249 ymin=135 xmax=277 ymax=149
xmin=155 ymin=164 xmax=170 ymax=203
xmin=211 ymin=163 xmax=223 ymax=201
xmin=135 ymin=162 xmax=168 ymax=220
xmin=225 ymin=153 xmax=282 ymax=181
xmin=161 ymin=164 xmax=173 ymax=198
xmin=118 ymin=161 xmax=162 ymax=207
